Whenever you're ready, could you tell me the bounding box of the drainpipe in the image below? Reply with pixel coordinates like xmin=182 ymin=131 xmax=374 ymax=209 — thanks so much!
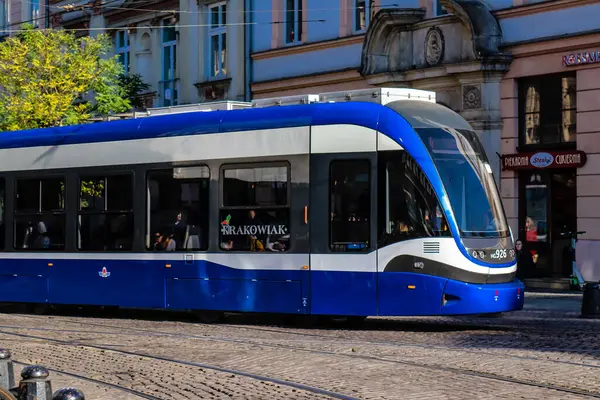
xmin=243 ymin=0 xmax=252 ymax=102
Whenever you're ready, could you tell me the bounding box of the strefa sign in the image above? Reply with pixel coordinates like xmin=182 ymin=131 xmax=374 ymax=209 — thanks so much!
xmin=501 ymin=150 xmax=587 ymax=171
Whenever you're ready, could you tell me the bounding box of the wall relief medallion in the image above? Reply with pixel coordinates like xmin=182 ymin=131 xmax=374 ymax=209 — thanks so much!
xmin=424 ymin=26 xmax=445 ymax=67
xmin=462 ymin=85 xmax=482 ymax=110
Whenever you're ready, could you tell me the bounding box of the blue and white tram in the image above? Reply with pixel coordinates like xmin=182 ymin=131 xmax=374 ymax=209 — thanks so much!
xmin=0 ymin=90 xmax=524 ymax=319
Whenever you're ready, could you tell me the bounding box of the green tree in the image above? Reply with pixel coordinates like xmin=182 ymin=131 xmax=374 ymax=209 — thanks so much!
xmin=118 ymin=73 xmax=151 ymax=110
xmin=0 ymin=25 xmax=131 ymax=132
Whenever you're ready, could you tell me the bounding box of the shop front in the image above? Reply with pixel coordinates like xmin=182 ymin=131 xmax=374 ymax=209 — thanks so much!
xmin=500 ymin=33 xmax=600 ymax=286
xmin=501 ymin=150 xmax=586 ymax=280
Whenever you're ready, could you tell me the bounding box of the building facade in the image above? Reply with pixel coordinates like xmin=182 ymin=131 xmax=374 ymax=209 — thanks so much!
xmin=249 ymin=0 xmax=600 ymax=286
xmin=0 ymin=0 xmax=47 ymax=36
xmin=1 ymin=0 xmax=247 ymax=108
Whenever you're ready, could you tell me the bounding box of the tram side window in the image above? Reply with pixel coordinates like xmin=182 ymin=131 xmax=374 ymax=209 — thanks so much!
xmin=330 ymin=160 xmax=371 ymax=252
xmin=377 ymin=151 xmax=451 ymax=249
xmin=0 ymin=179 xmax=4 ymax=250
xmin=147 ymin=166 xmax=210 ymax=251
xmin=14 ymin=178 xmax=66 ymax=250
xmin=78 ymin=174 xmax=134 ymax=251
xmin=220 ymin=164 xmax=290 ymax=252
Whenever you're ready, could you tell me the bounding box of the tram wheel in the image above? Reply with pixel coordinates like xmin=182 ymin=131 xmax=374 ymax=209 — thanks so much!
xmin=346 ymin=316 xmax=367 ymax=327
xmin=29 ymin=303 xmax=50 ymax=315
xmin=0 ymin=385 xmax=17 ymax=400
xmin=478 ymin=312 xmax=503 ymax=318
xmin=193 ymin=310 xmax=225 ymax=324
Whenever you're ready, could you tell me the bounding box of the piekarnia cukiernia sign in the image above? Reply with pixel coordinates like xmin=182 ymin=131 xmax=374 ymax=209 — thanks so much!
xmin=501 ymin=150 xmax=587 ymax=170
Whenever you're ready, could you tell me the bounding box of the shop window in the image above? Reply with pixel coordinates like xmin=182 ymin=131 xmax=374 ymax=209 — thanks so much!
xmin=520 ymin=73 xmax=576 ymax=147
xmin=220 ymin=164 xmax=290 ymax=252
xmin=147 ymin=166 xmax=210 ymax=251
xmin=78 ymin=174 xmax=134 ymax=251
xmin=377 ymin=151 xmax=451 ymax=248
xmin=14 ymin=178 xmax=66 ymax=250
xmin=330 ymin=160 xmax=370 ymax=252
xmin=285 ymin=0 xmax=302 ymax=44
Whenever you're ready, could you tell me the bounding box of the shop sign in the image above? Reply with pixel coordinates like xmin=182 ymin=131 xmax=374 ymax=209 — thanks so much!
xmin=501 ymin=150 xmax=587 ymax=170
xmin=563 ymin=50 xmax=600 ymax=67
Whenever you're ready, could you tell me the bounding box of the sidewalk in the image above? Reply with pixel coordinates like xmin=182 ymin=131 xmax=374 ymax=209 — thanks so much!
xmin=521 ymin=290 xmax=583 ymax=314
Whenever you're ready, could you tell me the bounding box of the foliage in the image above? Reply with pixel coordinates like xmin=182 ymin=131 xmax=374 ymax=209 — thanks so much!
xmin=118 ymin=73 xmax=151 ymax=110
xmin=0 ymin=25 xmax=131 ymax=132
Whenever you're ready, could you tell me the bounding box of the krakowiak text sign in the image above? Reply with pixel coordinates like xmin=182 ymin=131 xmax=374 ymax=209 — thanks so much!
xmin=221 ymin=224 xmax=287 ymax=236
xmin=501 ymin=150 xmax=587 ymax=171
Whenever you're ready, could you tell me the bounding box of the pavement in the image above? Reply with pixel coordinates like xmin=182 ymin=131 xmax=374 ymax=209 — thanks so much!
xmin=0 ymin=290 xmax=597 ymax=400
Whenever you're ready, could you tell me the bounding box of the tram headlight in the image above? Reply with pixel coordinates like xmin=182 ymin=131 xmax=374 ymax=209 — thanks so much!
xmin=478 ymin=250 xmax=486 ymax=258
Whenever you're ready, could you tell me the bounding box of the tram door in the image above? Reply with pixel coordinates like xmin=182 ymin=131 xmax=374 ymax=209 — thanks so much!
xmin=309 ymin=126 xmax=378 ymax=316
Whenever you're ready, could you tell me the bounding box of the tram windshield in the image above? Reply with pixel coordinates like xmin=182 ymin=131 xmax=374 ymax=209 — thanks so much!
xmin=415 ymin=127 xmax=509 ymax=238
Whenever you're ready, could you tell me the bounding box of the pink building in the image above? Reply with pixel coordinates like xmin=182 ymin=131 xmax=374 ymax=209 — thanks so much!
xmin=499 ymin=28 xmax=600 ymax=288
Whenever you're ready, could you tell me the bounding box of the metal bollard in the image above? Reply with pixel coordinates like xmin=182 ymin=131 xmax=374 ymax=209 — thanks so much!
xmin=581 ymin=282 xmax=600 ymax=319
xmin=0 ymin=349 xmax=15 ymax=390
xmin=52 ymin=388 xmax=85 ymax=400
xmin=16 ymin=365 xmax=52 ymax=400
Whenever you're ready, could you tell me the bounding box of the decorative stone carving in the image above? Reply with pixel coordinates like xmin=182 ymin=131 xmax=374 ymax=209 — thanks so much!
xmin=439 ymin=0 xmax=504 ymax=58
xmin=195 ymin=78 xmax=232 ymax=102
xmin=462 ymin=85 xmax=482 ymax=110
xmin=424 ymin=27 xmax=445 ymax=67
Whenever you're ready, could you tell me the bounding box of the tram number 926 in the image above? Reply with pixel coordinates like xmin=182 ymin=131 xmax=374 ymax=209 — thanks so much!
xmin=490 ymin=249 xmax=508 ymax=260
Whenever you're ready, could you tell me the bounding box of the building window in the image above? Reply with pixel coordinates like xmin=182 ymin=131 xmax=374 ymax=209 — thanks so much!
xmin=115 ymin=30 xmax=130 ymax=74
xmin=520 ymin=73 xmax=576 ymax=147
xmin=29 ymin=0 xmax=40 ymax=27
xmin=220 ymin=164 xmax=290 ymax=252
xmin=377 ymin=151 xmax=450 ymax=248
xmin=14 ymin=178 xmax=66 ymax=250
xmin=147 ymin=166 xmax=210 ymax=251
xmin=285 ymin=0 xmax=302 ymax=44
xmin=330 ymin=160 xmax=370 ymax=252
xmin=0 ymin=0 xmax=8 ymax=32
xmin=435 ymin=0 xmax=448 ymax=16
xmin=77 ymin=174 xmax=134 ymax=251
xmin=209 ymin=2 xmax=227 ymax=78
xmin=353 ymin=0 xmax=369 ymax=32
xmin=160 ymin=20 xmax=179 ymax=106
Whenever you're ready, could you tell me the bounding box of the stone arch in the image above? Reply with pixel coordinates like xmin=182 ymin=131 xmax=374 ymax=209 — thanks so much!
xmin=139 ymin=32 xmax=152 ymax=52
xmin=359 ymin=8 xmax=426 ymax=77
xmin=359 ymin=0 xmax=506 ymax=77
xmin=439 ymin=0 xmax=503 ymax=58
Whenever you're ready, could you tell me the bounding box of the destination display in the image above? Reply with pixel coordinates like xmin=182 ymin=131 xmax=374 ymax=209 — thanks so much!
xmin=501 ymin=150 xmax=587 ymax=171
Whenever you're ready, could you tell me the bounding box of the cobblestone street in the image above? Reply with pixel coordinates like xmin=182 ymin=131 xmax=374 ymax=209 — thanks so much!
xmin=0 ymin=291 xmax=598 ymax=400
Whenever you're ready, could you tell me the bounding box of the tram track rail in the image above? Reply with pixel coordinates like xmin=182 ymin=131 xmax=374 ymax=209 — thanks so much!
xmin=10 ymin=360 xmax=163 ymax=400
xmin=25 ymin=314 xmax=600 ymax=366
xmin=0 ymin=317 xmax=599 ymax=398
xmin=0 ymin=328 xmax=359 ymax=400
